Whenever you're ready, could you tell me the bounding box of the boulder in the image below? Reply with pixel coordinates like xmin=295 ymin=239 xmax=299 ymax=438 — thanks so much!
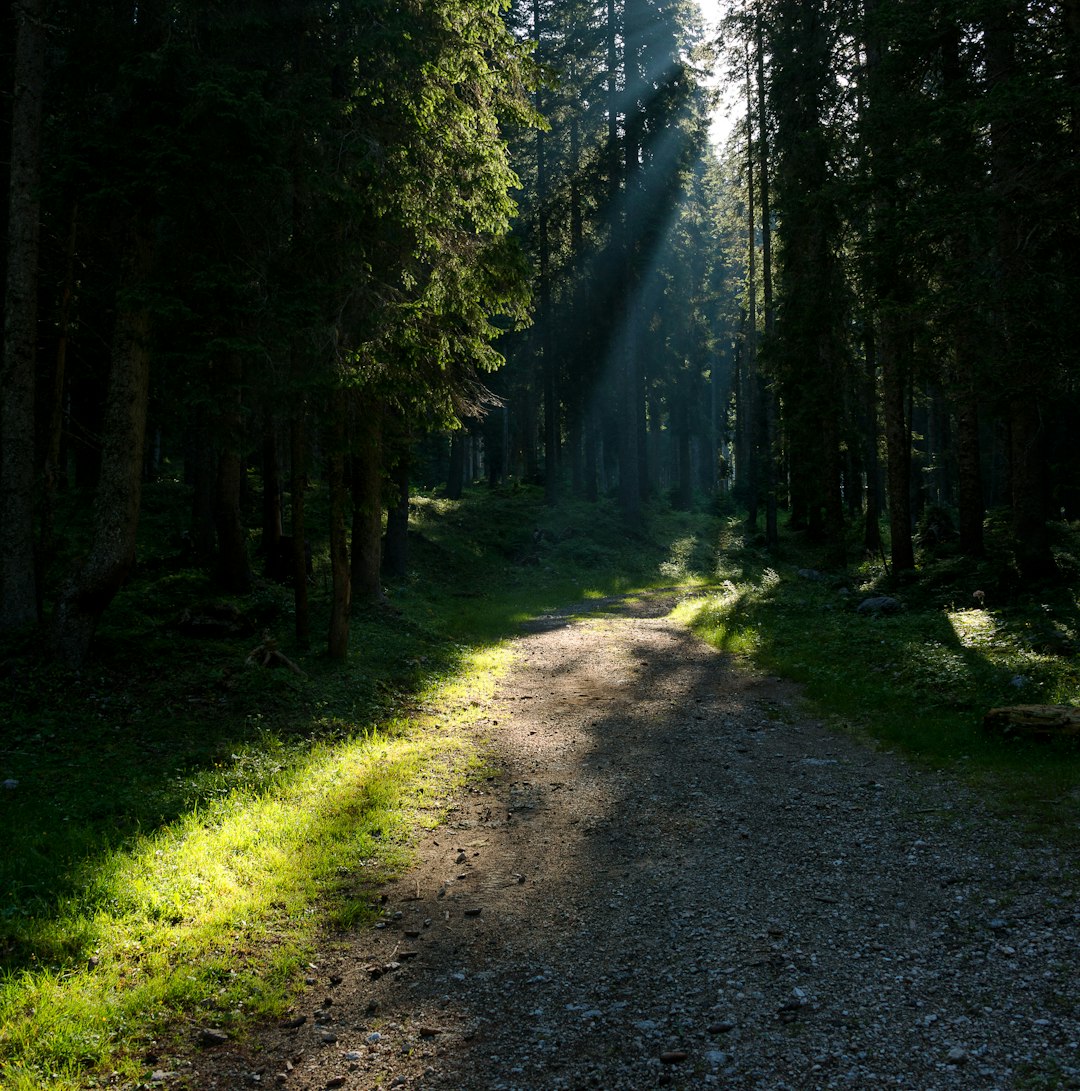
xmin=856 ymin=595 xmax=901 ymax=616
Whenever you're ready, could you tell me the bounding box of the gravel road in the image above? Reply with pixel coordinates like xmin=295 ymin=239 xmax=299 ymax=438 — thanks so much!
xmin=187 ymin=592 xmax=1080 ymax=1091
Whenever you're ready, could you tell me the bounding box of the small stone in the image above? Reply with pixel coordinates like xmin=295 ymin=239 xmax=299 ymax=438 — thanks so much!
xmin=947 ymin=1047 xmax=969 ymax=1064
xmin=707 ymin=1021 xmax=735 ymax=1034
xmin=199 ymin=1028 xmax=229 ymax=1046
xmin=274 ymin=1075 xmax=287 ymax=1086
xmin=456 ymin=851 xmax=467 ymax=863
xmin=279 ymin=1016 xmax=307 ymax=1030
xmin=326 ymin=1077 xmax=347 ymax=1089
xmin=418 ymin=1026 xmax=444 ymax=1038
xmin=989 ymin=918 xmax=1008 ymax=931
xmin=463 ymin=907 xmax=483 ymax=917
xmin=343 ymin=1051 xmax=362 ymax=1062
xmin=329 ymin=975 xmax=343 ymax=986
xmin=660 ymin=1050 xmax=689 ymax=1064
xmin=366 ymin=1032 xmax=382 ymax=1045
xmin=150 ymin=1072 xmax=174 ymax=1083
xmin=321 ymin=1032 xmax=338 ymax=1044
xmin=1 ymin=779 xmax=18 ymax=790
xmin=304 ymin=976 xmax=318 ymax=986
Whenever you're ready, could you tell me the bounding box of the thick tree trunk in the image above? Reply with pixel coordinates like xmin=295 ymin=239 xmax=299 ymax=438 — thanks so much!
xmin=52 ymin=223 xmax=153 ymax=665
xmin=350 ymin=399 xmax=384 ymax=607
xmin=0 ymin=0 xmax=46 ymax=631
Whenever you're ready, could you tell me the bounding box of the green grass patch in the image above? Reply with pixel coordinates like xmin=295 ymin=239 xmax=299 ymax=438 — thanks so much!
xmin=676 ymin=513 xmax=1080 ymax=844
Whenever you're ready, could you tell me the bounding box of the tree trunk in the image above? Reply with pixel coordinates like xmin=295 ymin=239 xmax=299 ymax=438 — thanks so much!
xmin=755 ymin=4 xmax=779 ymax=550
xmin=52 ymin=222 xmax=153 ymax=665
xmin=446 ymin=431 xmax=465 ymax=501
xmin=351 ymin=398 xmax=385 ymax=607
xmin=0 ymin=0 xmax=46 ymax=631
xmin=383 ymin=439 xmax=410 ymax=580
xmin=744 ymin=49 xmax=760 ymax=533
xmin=985 ymin=4 xmax=1056 ymax=580
xmin=261 ymin=413 xmax=283 ymax=560
xmin=881 ymin=317 xmax=914 ymax=571
xmin=326 ymin=407 xmax=350 ymax=662
xmin=212 ymin=355 xmax=250 ymax=593
xmin=289 ymin=401 xmax=310 ymax=648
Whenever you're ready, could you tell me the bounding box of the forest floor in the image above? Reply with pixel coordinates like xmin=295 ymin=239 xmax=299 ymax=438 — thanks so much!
xmin=163 ymin=590 xmax=1079 ymax=1091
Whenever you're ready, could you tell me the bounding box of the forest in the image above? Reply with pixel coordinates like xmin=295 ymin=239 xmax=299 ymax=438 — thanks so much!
xmin=2 ymin=0 xmax=1077 ymax=665
xmin=2 ymin=0 xmax=1080 ymax=1087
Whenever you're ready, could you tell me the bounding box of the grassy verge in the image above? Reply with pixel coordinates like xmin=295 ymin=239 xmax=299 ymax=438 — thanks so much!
xmin=0 ymin=481 xmax=713 ymax=1089
xmin=674 ymin=514 xmax=1080 ymax=845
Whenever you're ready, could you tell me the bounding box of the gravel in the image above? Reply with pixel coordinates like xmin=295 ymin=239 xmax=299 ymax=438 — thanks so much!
xmin=179 ymin=593 xmax=1080 ymax=1091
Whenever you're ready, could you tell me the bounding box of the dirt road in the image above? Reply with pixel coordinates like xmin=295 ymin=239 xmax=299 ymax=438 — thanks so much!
xmin=186 ymin=593 xmax=1080 ymax=1091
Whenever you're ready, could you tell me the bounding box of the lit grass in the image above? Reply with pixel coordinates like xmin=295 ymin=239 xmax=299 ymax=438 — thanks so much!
xmin=0 ymin=646 xmax=509 ymax=1089
xmin=677 ymin=516 xmax=1080 ymax=843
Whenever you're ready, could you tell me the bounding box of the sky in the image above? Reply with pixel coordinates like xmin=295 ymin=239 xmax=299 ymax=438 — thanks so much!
xmin=695 ymin=0 xmax=740 ymax=147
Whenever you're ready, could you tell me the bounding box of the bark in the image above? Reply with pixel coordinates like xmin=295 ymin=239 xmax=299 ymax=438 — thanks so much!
xmin=985 ymin=4 xmax=1056 ymax=580
xmin=881 ymin=317 xmax=914 ymax=571
xmin=350 ymin=399 xmax=384 ymax=607
xmin=744 ymin=49 xmax=760 ymax=533
xmin=534 ymin=0 xmax=557 ymax=506
xmin=755 ymin=5 xmax=779 ymax=550
xmin=212 ymin=356 xmax=250 ymax=593
xmin=52 ymin=223 xmax=153 ymax=665
xmin=862 ymin=331 xmax=884 ymax=554
xmin=383 ymin=441 xmax=410 ymax=581
xmin=0 ymin=0 xmax=46 ymax=631
xmin=261 ymin=414 xmax=283 ymax=559
xmin=446 ymin=431 xmax=465 ymax=501
xmin=290 ymin=403 xmax=310 ymax=648
xmin=326 ymin=407 xmax=350 ymax=662
xmin=188 ymin=414 xmax=217 ymax=566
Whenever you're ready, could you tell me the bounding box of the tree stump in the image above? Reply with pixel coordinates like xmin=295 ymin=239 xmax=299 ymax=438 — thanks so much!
xmin=982 ymin=704 xmax=1080 ymax=740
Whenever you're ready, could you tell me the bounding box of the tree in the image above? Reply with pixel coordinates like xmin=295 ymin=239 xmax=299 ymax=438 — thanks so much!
xmin=1 ymin=0 xmax=46 ymax=631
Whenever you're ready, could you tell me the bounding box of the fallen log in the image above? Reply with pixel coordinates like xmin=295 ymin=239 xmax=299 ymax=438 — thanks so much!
xmin=982 ymin=704 xmax=1080 ymax=740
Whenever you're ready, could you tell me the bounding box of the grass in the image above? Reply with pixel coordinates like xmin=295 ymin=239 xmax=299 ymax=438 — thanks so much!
xmin=0 ymin=479 xmax=711 ymax=1089
xmin=3 ymin=481 xmax=1079 ymax=1087
xmin=674 ymin=512 xmax=1080 ymax=844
